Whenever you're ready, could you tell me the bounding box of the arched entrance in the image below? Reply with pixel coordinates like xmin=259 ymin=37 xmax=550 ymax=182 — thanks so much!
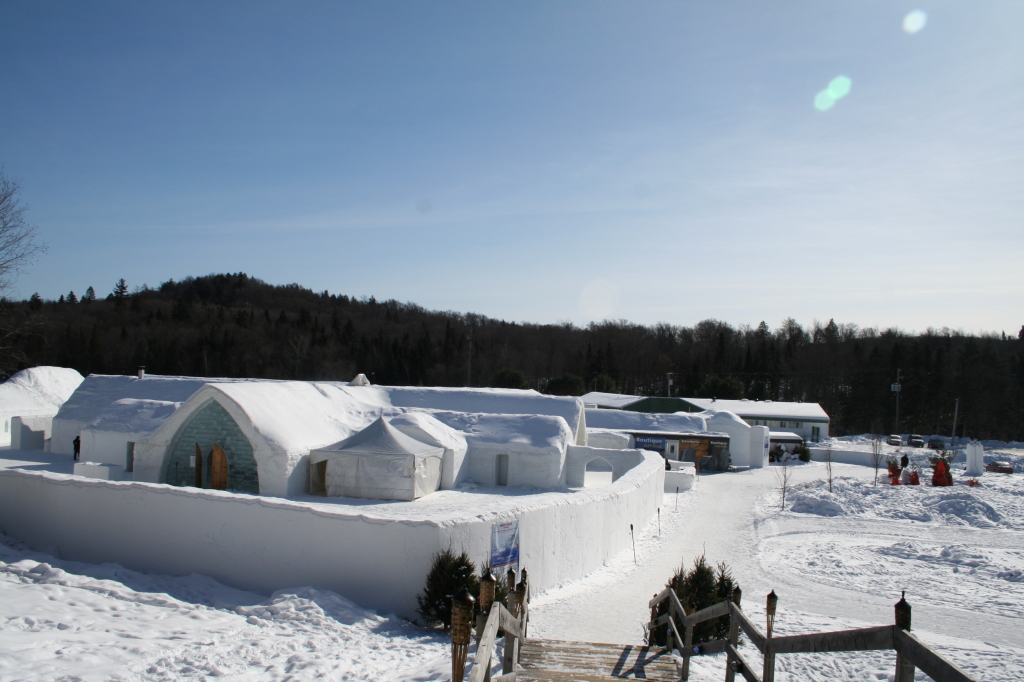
xmin=583 ymin=457 xmax=614 ymax=488
xmin=163 ymin=400 xmax=259 ymax=494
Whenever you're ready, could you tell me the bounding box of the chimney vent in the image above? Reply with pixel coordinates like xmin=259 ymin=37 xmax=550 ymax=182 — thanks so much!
xmin=137 ymin=366 xmax=146 ymax=380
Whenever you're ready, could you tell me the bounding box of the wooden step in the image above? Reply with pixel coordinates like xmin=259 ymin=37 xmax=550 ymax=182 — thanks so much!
xmin=517 ymin=638 xmax=678 ymax=681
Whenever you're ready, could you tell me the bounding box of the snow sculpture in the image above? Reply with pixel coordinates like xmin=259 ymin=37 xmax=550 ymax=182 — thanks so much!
xmin=964 ymin=441 xmax=985 ymax=477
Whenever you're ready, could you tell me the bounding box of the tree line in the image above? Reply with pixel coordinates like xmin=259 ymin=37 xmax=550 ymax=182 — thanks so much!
xmin=2 ymin=272 xmax=1022 ymax=441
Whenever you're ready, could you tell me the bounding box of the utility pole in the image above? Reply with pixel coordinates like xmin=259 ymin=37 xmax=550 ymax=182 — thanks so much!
xmin=466 ymin=317 xmax=474 ymax=387
xmin=890 ymin=368 xmax=902 ymax=435
xmin=950 ymin=397 xmax=960 ymax=449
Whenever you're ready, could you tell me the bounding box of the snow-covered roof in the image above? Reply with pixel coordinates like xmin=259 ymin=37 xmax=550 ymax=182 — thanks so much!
xmin=580 ymin=392 xmax=647 ymax=409
xmin=703 ymin=410 xmax=750 ymax=426
xmin=682 ymin=398 xmax=829 ymax=421
xmin=197 ymin=381 xmax=387 ymax=457
xmin=769 ymin=431 xmax=805 ymax=442
xmin=395 ymin=408 xmax=574 ymax=452
xmin=55 ymin=374 xmax=254 ymax=424
xmin=585 ymin=408 xmax=708 ymax=434
xmin=383 ymin=386 xmax=584 ymax=438
xmin=0 ymin=366 xmax=84 ymax=416
xmin=84 ymin=399 xmax=181 ymax=435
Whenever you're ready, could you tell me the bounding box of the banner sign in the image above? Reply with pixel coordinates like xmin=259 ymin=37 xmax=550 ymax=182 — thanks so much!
xmin=490 ymin=520 xmax=520 ymax=575
xmin=634 ymin=435 xmax=667 ymax=454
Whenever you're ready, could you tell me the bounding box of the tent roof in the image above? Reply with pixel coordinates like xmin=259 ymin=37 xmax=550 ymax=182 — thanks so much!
xmin=319 ymin=416 xmax=441 ymax=456
xmin=387 ymin=411 xmax=467 ymax=453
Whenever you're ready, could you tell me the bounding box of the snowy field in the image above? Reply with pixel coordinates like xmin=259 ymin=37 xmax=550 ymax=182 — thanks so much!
xmin=3 ymin=445 xmax=1023 ymax=681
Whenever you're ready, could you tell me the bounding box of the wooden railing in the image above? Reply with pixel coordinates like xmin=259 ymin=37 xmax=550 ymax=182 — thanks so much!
xmin=648 ymin=588 xmax=977 ymax=682
xmin=452 ymin=569 xmax=530 ymax=682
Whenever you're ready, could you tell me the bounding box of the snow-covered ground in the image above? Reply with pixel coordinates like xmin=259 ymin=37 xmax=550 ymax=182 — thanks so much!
xmin=529 ymin=455 xmax=1024 ymax=681
xmin=0 ymin=533 xmax=451 ymax=681
xmin=3 ymin=445 xmax=1023 ymax=681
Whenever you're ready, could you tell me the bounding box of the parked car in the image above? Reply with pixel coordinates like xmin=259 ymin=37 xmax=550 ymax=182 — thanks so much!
xmin=985 ymin=461 xmax=1014 ymax=474
xmin=887 ymin=434 xmax=902 ymax=446
xmin=927 ymin=437 xmax=946 ymax=450
xmin=909 ymin=434 xmax=926 ymax=448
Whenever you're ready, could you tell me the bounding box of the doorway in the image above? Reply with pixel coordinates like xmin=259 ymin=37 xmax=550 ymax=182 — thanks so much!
xmin=496 ymin=454 xmax=509 ymax=486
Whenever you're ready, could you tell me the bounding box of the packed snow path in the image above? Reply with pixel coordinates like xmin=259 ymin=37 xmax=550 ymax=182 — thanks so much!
xmin=529 ymin=461 xmax=1024 ymax=681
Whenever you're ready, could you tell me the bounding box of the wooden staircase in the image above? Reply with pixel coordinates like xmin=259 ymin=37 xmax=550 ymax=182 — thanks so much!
xmin=517 ymin=638 xmax=678 ymax=681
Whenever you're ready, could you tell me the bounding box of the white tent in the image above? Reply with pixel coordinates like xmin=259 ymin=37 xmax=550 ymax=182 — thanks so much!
xmin=387 ymin=411 xmax=468 ymax=489
xmin=309 ymin=417 xmax=444 ymax=501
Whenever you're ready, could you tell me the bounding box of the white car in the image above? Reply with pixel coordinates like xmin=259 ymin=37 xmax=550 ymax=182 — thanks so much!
xmin=887 ymin=434 xmax=902 ymax=446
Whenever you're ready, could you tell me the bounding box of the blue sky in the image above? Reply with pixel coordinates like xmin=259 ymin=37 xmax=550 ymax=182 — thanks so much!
xmin=2 ymin=1 xmax=1022 ymax=334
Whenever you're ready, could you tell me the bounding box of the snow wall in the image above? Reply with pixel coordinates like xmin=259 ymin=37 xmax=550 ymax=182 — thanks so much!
xmin=10 ymin=416 xmax=53 ymax=450
xmin=0 ymin=449 xmax=663 ymax=619
xmin=809 ymin=446 xmax=966 ymax=467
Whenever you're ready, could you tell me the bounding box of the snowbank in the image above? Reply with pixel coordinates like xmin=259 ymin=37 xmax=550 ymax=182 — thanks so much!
xmin=786 ymin=476 xmax=1015 ymax=530
xmin=0 ymin=532 xmax=448 ymax=681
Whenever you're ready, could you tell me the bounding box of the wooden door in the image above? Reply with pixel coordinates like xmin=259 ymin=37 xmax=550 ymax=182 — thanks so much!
xmin=194 ymin=443 xmax=203 ymax=487
xmin=210 ymin=443 xmax=228 ymax=490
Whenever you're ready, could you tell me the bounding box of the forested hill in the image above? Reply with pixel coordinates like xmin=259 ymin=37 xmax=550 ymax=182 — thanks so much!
xmin=3 ymin=273 xmax=1022 ymax=440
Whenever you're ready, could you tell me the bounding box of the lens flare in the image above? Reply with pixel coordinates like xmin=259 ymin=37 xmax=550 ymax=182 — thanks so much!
xmin=827 ymin=76 xmax=852 ymax=100
xmin=814 ymin=76 xmax=851 ymax=111
xmin=903 ymin=10 xmax=927 ymax=34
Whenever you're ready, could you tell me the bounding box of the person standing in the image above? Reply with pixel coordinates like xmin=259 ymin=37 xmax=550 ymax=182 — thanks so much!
xmin=900 ymin=452 xmax=909 ymax=469
xmin=73 ymin=435 xmax=81 ymax=462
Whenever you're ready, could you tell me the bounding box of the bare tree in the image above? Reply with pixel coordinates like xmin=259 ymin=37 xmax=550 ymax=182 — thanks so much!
xmin=0 ymin=170 xmax=46 ymax=373
xmin=870 ymin=436 xmax=883 ymax=485
xmin=0 ymin=171 xmax=45 ymax=293
xmin=823 ymin=445 xmax=834 ymax=493
xmin=774 ymin=458 xmax=792 ymax=510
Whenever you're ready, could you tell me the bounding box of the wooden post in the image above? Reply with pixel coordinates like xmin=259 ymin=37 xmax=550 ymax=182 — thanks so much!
xmin=894 ymin=592 xmax=914 ymax=682
xmin=724 ymin=586 xmax=742 ymax=682
xmin=516 ymin=579 xmax=529 ymax=637
xmin=451 ymin=588 xmax=475 ymax=682
xmin=506 ymin=567 xmax=516 ymax=603
xmin=476 ymin=570 xmax=495 ymax=682
xmin=681 ymin=602 xmax=694 ymax=681
xmin=503 ymin=581 xmax=526 ymax=675
xmin=763 ymin=590 xmax=778 ymax=682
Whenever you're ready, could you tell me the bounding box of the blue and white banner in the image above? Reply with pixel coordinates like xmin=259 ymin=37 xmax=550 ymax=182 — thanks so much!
xmin=490 ymin=520 xmax=520 ymax=575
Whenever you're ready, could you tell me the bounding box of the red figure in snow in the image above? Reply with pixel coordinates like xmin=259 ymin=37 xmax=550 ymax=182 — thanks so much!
xmin=932 ymin=459 xmax=953 ymax=486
